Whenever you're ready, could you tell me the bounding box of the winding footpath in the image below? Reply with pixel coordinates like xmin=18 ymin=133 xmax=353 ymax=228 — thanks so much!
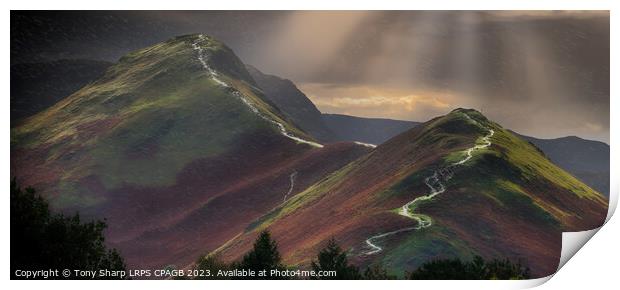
xmin=354 ymin=141 xmax=378 ymax=148
xmin=191 ymin=35 xmax=322 ymax=148
xmin=283 ymin=171 xmax=298 ymax=202
xmin=363 ymin=115 xmax=495 ymax=256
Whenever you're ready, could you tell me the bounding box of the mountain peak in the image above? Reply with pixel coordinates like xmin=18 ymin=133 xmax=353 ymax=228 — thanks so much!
xmin=412 ymin=108 xmax=493 ymax=140
xmin=219 ymin=105 xmax=607 ymax=278
xmin=163 ymin=33 xmax=226 ymax=49
xmin=112 ymin=33 xmax=255 ymax=87
xmin=448 ymin=108 xmax=487 ymax=121
xmin=12 ymin=33 xmax=379 ymax=272
xmin=12 ymin=33 xmax=322 ymax=198
xmin=175 ymin=33 xmax=215 ymax=41
xmin=450 ymin=107 xmax=478 ymax=114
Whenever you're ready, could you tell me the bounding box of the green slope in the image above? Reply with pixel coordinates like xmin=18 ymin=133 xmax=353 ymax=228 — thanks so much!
xmin=220 ymin=108 xmax=608 ymax=277
xmin=11 ymin=34 xmax=320 ymax=208
xmin=378 ymin=109 xmax=607 ymax=275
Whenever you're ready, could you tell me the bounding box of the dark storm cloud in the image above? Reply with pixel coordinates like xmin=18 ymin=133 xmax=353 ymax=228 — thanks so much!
xmin=10 ymin=11 xmax=609 ymax=142
xmin=10 ymin=11 xmax=287 ymax=63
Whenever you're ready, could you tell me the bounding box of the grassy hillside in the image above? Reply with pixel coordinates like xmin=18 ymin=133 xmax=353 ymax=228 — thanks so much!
xmin=12 ymin=34 xmax=318 ymax=206
xmin=372 ymin=109 xmax=606 ymax=275
xmin=218 ymin=108 xmax=607 ymax=278
xmin=518 ymin=133 xmax=609 ymax=197
xmin=11 ymin=34 xmax=371 ymax=270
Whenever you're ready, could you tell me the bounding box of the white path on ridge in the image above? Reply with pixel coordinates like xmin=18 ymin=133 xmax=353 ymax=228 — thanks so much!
xmin=452 ymin=115 xmax=494 ymax=166
xmin=283 ymin=171 xmax=298 ymax=202
xmin=191 ymin=34 xmax=323 ymax=148
xmin=354 ymin=141 xmax=378 ymax=148
xmin=191 ymin=35 xmax=229 ymax=88
xmin=362 ymin=114 xmax=494 ymax=256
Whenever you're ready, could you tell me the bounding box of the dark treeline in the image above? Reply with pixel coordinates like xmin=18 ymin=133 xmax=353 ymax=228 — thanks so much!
xmin=10 ymin=180 xmax=126 ymax=279
xmin=193 ymin=231 xmax=530 ymax=280
xmin=407 ymin=256 xmax=530 ymax=280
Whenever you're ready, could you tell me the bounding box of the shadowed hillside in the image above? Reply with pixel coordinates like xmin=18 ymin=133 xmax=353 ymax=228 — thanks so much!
xmin=322 ymin=114 xmax=418 ymax=145
xmin=246 ymin=65 xmax=336 ymax=142
xmin=517 ymin=133 xmax=609 ymax=197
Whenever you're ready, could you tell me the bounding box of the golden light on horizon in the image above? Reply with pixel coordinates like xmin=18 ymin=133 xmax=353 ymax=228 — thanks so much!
xmin=300 ymin=83 xmax=458 ymax=121
xmin=222 ymin=10 xmax=610 ymax=142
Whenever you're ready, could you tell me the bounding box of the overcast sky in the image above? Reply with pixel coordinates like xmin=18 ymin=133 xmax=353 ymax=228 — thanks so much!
xmin=11 ymin=11 xmax=610 ymax=142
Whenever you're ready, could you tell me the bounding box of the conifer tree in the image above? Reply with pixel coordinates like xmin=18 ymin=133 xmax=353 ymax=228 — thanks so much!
xmin=311 ymin=239 xmax=361 ymax=280
xmin=239 ymin=230 xmax=285 ymax=279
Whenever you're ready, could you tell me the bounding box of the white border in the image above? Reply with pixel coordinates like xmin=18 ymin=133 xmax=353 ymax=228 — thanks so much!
xmin=2 ymin=1 xmax=617 ymax=289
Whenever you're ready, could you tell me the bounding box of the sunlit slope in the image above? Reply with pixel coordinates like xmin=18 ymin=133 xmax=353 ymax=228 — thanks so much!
xmin=11 ymin=34 xmax=369 ymax=269
xmin=12 ymin=34 xmax=318 ymax=206
xmin=218 ymin=108 xmax=607 ymax=278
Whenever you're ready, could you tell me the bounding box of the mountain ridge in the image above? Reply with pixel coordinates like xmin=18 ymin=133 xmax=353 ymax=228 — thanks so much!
xmin=11 ymin=34 xmax=370 ymax=270
xmin=515 ymin=131 xmax=609 ymax=197
xmin=246 ymin=65 xmax=337 ymax=142
xmin=10 ymin=34 xmax=609 ymax=276
xmin=9 ymin=54 xmax=609 ymax=198
xmin=242 ymin=68 xmax=608 ymax=199
xmin=216 ymin=108 xmax=607 ymax=278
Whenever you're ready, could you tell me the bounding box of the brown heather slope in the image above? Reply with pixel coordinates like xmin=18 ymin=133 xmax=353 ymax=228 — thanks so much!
xmin=217 ymin=109 xmax=607 ymax=278
xmin=108 ymin=136 xmax=368 ymax=269
xmin=10 ymin=34 xmax=370 ymax=270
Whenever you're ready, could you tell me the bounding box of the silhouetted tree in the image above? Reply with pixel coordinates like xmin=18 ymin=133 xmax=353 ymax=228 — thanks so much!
xmin=239 ymin=230 xmax=286 ymax=279
xmin=408 ymin=255 xmax=530 ymax=280
xmin=11 ymin=179 xmax=126 ymax=279
xmin=311 ymin=239 xmax=361 ymax=280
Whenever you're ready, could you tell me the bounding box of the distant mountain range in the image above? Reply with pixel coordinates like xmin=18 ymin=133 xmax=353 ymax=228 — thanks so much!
xmin=321 ymin=114 xmax=419 ymax=145
xmin=517 ymin=133 xmax=609 ymax=197
xmin=10 ymin=34 xmax=609 ymax=278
